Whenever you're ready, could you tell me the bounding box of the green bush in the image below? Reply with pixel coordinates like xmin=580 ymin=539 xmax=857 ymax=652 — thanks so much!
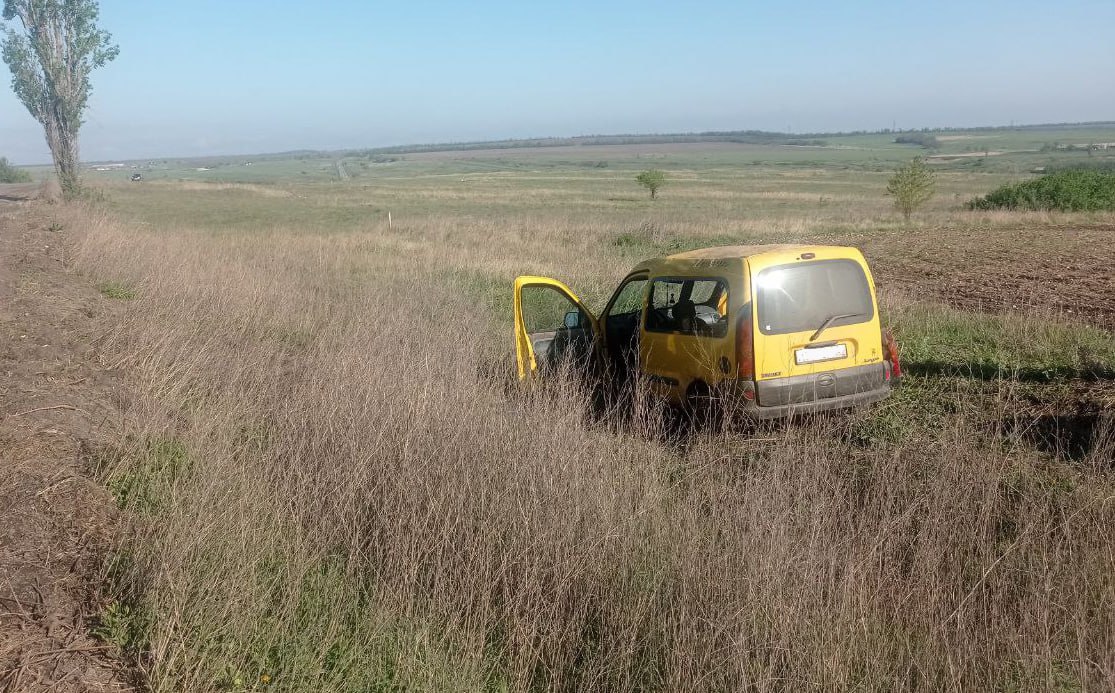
xmin=635 ymin=169 xmax=666 ymax=199
xmin=967 ymin=170 xmax=1115 ymax=211
xmin=894 ymin=134 xmax=940 ymax=149
xmin=0 ymin=157 xmax=32 ymax=183
xmin=1042 ymin=159 xmax=1115 ymax=174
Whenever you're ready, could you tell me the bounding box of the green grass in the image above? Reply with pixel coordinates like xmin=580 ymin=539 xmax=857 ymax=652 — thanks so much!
xmin=96 ymin=546 xmax=509 ymax=692
xmin=97 ymin=280 xmax=138 ymax=300
xmin=85 ymin=143 xmax=1042 ymax=238
xmin=0 ymin=156 xmax=32 ymax=183
xmin=846 ymin=303 xmax=1115 ymax=448
xmin=93 ymin=436 xmax=509 ymax=692
xmin=891 ymin=303 xmax=1115 ymax=380
xmin=448 ymin=268 xmax=513 ymax=322
xmin=74 ymin=123 xmax=1115 ymax=190
xmin=101 ymin=437 xmax=191 ymax=513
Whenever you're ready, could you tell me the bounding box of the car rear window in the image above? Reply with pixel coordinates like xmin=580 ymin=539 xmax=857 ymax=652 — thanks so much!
xmin=754 ymin=259 xmax=873 ymax=335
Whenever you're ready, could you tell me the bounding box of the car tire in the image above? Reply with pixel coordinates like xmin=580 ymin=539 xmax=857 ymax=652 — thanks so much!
xmin=685 ymin=381 xmax=723 ymax=430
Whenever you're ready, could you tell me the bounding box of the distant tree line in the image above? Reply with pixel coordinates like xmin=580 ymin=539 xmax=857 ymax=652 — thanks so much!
xmin=349 ymin=121 xmax=1115 ymax=159
xmin=894 ymin=134 xmax=940 ymax=149
xmin=356 ymin=132 xmax=835 ymax=157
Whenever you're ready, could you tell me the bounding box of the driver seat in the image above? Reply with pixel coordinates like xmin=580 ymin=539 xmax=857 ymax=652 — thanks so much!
xmin=673 ymin=299 xmax=696 ymax=333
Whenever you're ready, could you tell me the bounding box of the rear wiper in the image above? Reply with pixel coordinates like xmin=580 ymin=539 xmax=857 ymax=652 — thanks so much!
xmin=809 ymin=312 xmax=865 ymax=342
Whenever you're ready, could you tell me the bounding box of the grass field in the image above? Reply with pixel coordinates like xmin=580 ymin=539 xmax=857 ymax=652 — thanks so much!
xmin=61 ymin=129 xmax=1115 ymax=691
xmin=34 ymin=122 xmax=1114 ymax=188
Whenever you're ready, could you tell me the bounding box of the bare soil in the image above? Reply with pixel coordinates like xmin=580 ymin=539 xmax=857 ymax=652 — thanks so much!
xmin=857 ymin=220 xmax=1115 ymax=426
xmin=0 ymin=200 xmax=131 ymax=691
xmin=0 ymin=183 xmax=61 ymax=204
xmin=859 ymin=221 xmax=1115 ymax=330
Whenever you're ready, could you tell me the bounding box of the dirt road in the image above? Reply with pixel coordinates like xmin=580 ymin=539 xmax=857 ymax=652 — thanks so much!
xmin=0 ymin=183 xmax=59 ymax=203
xmin=0 ymin=200 xmax=131 ymax=691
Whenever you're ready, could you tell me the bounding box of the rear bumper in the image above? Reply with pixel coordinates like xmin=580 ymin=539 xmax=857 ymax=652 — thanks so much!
xmin=721 ymin=362 xmax=894 ymax=420
xmin=743 ymin=384 xmax=890 ymax=419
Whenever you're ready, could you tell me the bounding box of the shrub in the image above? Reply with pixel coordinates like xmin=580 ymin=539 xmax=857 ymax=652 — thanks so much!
xmin=1042 ymin=159 xmax=1115 ymax=174
xmin=967 ymin=170 xmax=1115 ymax=211
xmin=0 ymin=156 xmax=32 ymax=183
xmin=635 ymin=169 xmax=666 ymax=199
xmin=886 ymin=157 xmax=935 ymax=220
xmin=894 ymin=134 xmax=940 ymax=149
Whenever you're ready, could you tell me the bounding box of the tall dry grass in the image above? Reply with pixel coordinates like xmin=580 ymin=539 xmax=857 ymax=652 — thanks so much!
xmin=68 ymin=203 xmax=1115 ymax=692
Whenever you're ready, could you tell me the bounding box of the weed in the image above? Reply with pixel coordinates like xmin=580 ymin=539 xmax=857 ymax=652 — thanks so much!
xmin=104 ymin=438 xmax=190 ymax=513
xmin=611 ymin=231 xmax=645 ymax=248
xmin=97 ymin=281 xmax=137 ymax=300
xmin=94 ymin=600 xmax=152 ymax=655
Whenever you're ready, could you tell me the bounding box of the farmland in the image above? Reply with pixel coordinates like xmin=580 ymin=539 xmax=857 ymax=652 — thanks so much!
xmin=8 ymin=124 xmax=1115 ymax=691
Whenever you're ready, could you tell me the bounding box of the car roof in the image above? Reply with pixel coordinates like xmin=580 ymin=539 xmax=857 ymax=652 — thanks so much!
xmin=664 ymin=244 xmax=815 ymax=261
xmin=626 ymin=244 xmax=864 ymax=275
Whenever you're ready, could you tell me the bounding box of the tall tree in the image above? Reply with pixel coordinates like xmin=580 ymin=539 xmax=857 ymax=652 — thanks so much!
xmin=2 ymin=0 xmax=118 ymax=197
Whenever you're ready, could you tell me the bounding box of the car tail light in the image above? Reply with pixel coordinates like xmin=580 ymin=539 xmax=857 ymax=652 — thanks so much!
xmin=882 ymin=329 xmax=901 ymax=378
xmin=737 ymin=304 xmax=754 ymax=379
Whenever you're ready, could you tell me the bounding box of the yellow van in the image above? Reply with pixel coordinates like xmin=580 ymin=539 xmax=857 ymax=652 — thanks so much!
xmin=514 ymin=244 xmax=901 ymax=419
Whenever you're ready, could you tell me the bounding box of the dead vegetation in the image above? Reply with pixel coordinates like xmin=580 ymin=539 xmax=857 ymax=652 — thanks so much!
xmin=53 ymin=198 xmax=1115 ymax=691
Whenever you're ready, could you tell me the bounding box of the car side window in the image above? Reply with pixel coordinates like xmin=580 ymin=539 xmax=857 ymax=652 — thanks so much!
xmin=521 ymin=285 xmax=589 ymax=335
xmin=645 ymin=278 xmax=729 ymax=337
xmin=605 ymin=277 xmax=647 ymax=317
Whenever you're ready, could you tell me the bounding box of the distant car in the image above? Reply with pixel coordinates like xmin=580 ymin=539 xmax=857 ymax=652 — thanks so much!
xmin=130 ymin=173 xmax=142 ymax=181
xmin=513 ymin=244 xmax=900 ymax=419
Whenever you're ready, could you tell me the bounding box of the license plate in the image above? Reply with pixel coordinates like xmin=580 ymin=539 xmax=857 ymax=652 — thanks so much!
xmin=795 ymin=343 xmax=847 ymax=365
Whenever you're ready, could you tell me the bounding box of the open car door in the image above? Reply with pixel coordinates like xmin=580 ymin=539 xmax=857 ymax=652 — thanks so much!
xmin=514 ymin=276 xmax=599 ymax=380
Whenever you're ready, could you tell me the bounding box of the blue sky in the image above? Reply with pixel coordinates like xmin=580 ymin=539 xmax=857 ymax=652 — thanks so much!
xmin=2 ymin=0 xmax=1112 ymax=163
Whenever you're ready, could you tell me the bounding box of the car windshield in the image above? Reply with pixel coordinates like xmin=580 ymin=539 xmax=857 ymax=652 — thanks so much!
xmin=754 ymin=259 xmax=873 ymax=335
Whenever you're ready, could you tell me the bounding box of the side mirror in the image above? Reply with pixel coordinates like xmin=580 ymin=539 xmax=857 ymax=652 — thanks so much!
xmin=563 ymin=310 xmax=581 ymax=329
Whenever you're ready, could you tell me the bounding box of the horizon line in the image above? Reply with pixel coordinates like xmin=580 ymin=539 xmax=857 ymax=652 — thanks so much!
xmin=15 ymin=119 xmax=1115 ymax=168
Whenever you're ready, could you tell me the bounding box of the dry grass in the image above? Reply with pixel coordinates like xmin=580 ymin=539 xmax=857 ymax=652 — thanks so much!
xmin=156 ymin=181 xmax=296 ymax=198
xmin=63 ymin=193 xmax=1115 ymax=692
